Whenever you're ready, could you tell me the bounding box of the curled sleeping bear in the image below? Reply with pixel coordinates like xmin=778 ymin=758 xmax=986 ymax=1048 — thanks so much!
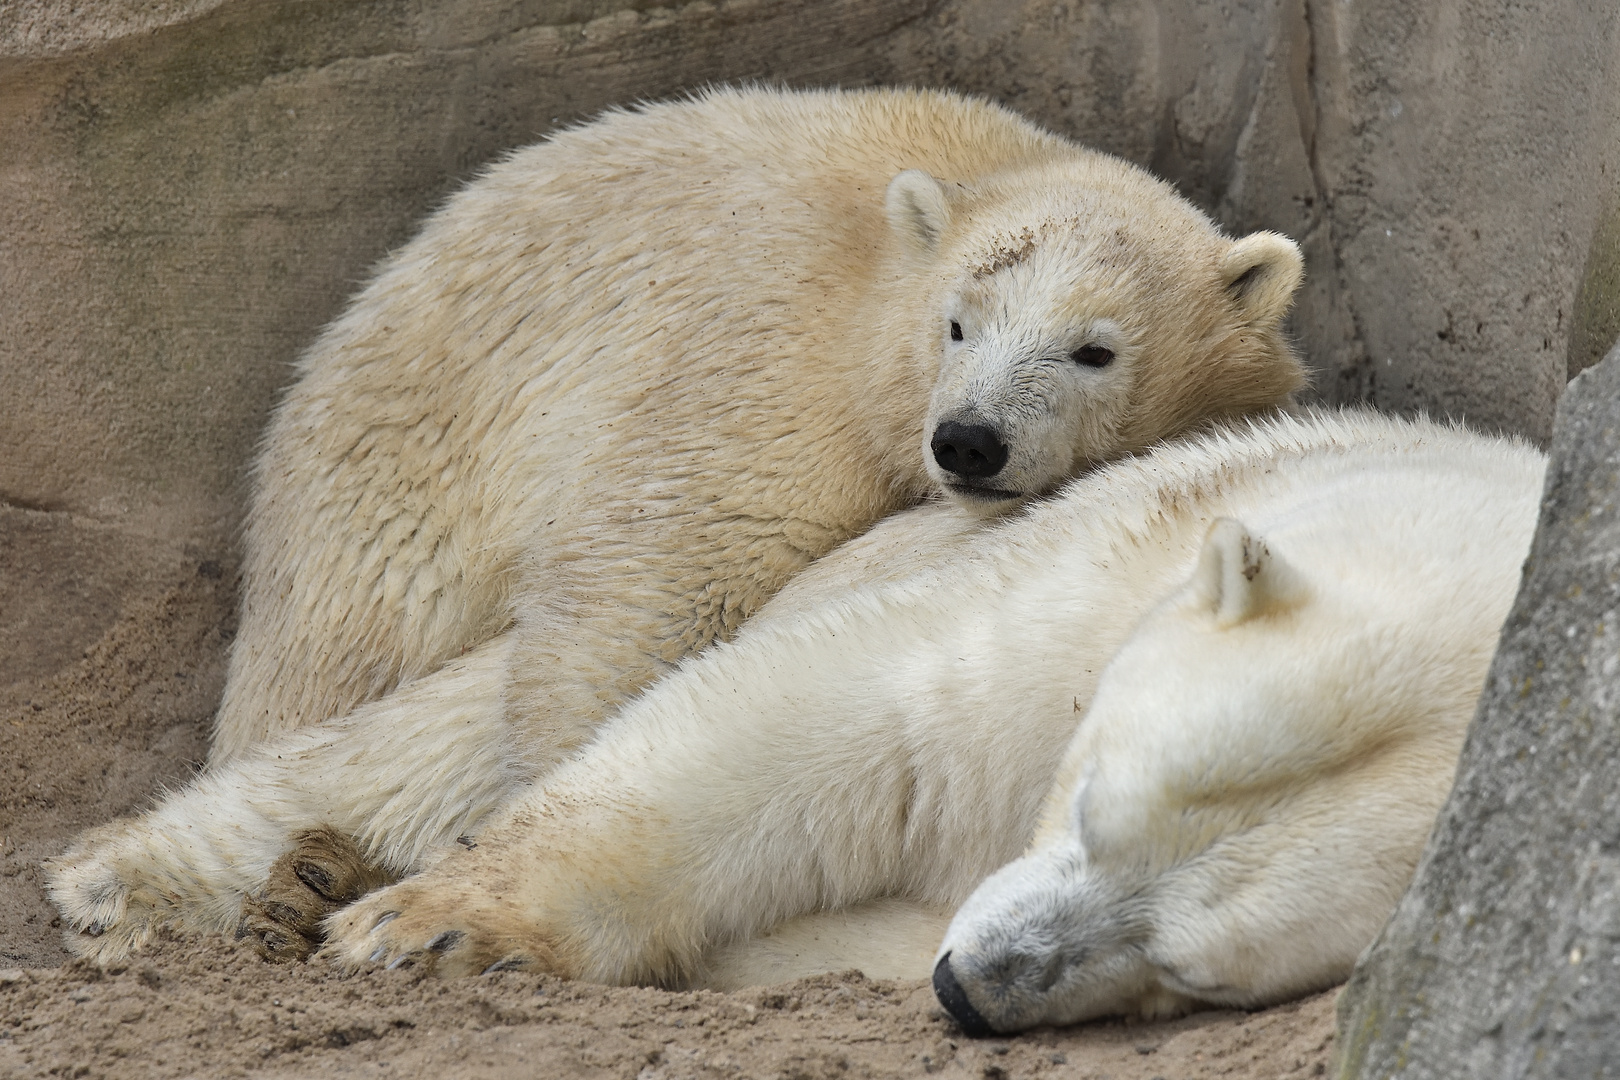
xmin=52 ymin=411 xmax=1543 ymax=1033
xmin=50 ymin=84 xmax=1307 ymax=962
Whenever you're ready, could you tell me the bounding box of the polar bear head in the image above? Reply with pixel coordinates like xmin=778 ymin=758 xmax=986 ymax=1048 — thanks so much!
xmin=931 ymin=516 xmax=1487 ymax=1032
xmin=886 ymin=166 xmax=1305 ymax=513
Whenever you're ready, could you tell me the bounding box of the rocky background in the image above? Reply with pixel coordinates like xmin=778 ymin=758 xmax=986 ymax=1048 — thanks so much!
xmin=2 ymin=1 xmax=1619 ymax=1073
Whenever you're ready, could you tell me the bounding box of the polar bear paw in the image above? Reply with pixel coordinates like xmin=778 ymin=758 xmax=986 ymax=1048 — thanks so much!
xmin=239 ymin=828 xmax=393 ymax=962
xmin=321 ymin=877 xmax=566 ymax=978
xmin=45 ymin=820 xmax=182 ymax=964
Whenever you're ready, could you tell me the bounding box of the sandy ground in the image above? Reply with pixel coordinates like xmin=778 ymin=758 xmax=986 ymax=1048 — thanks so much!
xmin=0 ymin=510 xmax=1339 ymax=1077
xmin=0 ymin=936 xmax=1337 ymax=1079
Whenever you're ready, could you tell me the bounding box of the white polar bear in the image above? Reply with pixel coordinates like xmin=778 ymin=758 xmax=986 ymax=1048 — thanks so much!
xmin=55 ymin=85 xmax=1308 ymax=961
xmin=928 ymin=496 xmax=1530 ymax=1030
xmin=51 ymin=411 xmax=1543 ymax=1023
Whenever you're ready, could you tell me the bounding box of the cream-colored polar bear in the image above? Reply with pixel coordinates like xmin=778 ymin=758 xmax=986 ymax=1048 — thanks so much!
xmin=210 ymin=85 xmax=1305 ymax=769
xmin=52 ymin=411 xmax=1543 ymax=1016
xmin=54 ymin=86 xmax=1306 ymax=958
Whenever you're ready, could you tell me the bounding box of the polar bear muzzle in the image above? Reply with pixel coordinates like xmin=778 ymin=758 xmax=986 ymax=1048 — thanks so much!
xmin=932 ymin=952 xmax=994 ymax=1036
xmin=930 ymin=416 xmax=1013 ymax=492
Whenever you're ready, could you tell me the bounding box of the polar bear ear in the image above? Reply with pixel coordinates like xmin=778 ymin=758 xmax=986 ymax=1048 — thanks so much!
xmin=1220 ymin=232 xmax=1304 ymax=328
xmin=886 ymin=170 xmax=953 ymax=256
xmin=1190 ymin=518 xmax=1308 ymax=628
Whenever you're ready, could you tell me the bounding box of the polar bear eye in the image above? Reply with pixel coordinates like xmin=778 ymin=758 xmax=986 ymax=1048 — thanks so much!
xmin=1071 ymin=344 xmax=1115 ymax=368
xmin=950 ymin=320 xmax=964 ymax=342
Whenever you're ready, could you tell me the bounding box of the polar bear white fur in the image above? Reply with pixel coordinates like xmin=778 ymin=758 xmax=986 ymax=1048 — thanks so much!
xmin=206 ymin=84 xmax=1304 ymax=780
xmin=51 ymin=411 xmax=1542 ymax=1017
xmin=928 ymin=494 xmax=1535 ymax=1029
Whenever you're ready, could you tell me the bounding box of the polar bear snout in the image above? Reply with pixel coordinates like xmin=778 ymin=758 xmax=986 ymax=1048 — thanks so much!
xmin=935 ymin=849 xmax=1174 ymax=1031
xmin=930 ymin=418 xmax=1010 ymax=482
xmin=923 ymin=323 xmax=1134 ymax=510
xmin=932 ymin=953 xmax=994 ymax=1036
xmin=934 ymin=942 xmax=1087 ymax=1035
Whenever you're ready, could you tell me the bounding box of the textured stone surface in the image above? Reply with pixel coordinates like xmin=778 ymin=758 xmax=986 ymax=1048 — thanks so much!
xmin=1336 ymin=339 xmax=1620 ymax=1078
xmin=1570 ymin=185 xmax=1620 ymax=380
xmin=1302 ymin=0 xmax=1620 ymax=437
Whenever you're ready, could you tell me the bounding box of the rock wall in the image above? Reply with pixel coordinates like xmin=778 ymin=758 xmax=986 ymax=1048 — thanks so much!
xmin=2 ymin=0 xmax=1618 ymax=965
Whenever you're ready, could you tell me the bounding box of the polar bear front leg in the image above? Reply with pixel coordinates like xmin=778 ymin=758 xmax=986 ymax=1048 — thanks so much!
xmin=47 ymin=636 xmax=519 ymax=964
xmin=320 ymin=784 xmax=739 ymax=981
xmin=323 ymin=623 xmax=938 ymax=983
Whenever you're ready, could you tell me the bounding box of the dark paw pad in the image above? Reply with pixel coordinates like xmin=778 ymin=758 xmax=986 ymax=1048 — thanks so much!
xmin=238 ymin=827 xmax=393 ymax=963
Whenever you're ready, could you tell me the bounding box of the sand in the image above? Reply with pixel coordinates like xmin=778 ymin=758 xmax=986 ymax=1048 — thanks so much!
xmin=0 ymin=937 xmax=1336 ymax=1079
xmin=0 ymin=512 xmax=1338 ymax=1077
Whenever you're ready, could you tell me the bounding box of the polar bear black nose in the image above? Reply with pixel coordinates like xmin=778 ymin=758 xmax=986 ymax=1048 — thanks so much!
xmin=933 ymin=953 xmax=994 ymax=1036
xmin=931 ymin=421 xmax=1009 ymax=479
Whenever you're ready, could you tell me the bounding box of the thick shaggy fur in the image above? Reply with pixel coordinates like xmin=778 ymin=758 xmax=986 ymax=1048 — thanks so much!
xmin=52 ymin=413 xmax=1542 ymax=1020
xmin=204 ymin=84 xmax=1303 ymax=775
